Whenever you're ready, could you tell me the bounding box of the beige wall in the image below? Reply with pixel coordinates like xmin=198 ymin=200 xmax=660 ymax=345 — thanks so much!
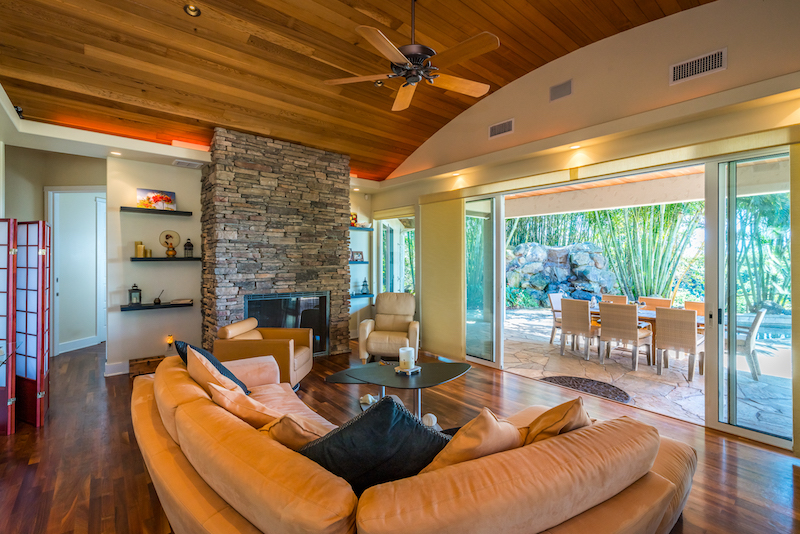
xmin=5 ymin=146 xmax=106 ymax=220
xmin=106 ymin=158 xmax=202 ymax=374
xmin=420 ymin=199 xmax=465 ymax=360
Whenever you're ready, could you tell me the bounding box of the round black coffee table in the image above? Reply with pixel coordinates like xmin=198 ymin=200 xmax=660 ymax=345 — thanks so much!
xmin=327 ymin=362 xmax=470 ymax=418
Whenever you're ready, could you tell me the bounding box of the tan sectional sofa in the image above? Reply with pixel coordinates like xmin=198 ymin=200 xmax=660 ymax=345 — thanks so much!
xmin=131 ymin=355 xmax=697 ymax=534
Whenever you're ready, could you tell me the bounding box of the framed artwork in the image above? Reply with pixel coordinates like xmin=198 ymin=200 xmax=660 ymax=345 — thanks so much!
xmin=137 ymin=188 xmax=177 ymax=211
xmin=352 ymin=251 xmax=364 ymax=262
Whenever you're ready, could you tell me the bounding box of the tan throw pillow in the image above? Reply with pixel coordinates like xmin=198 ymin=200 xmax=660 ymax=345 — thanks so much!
xmin=523 ymin=397 xmax=592 ymax=446
xmin=420 ymin=408 xmax=524 ymax=474
xmin=260 ymin=414 xmax=332 ymax=451
xmin=187 ymin=346 xmax=244 ymax=396
xmin=208 ymin=383 xmax=281 ymax=428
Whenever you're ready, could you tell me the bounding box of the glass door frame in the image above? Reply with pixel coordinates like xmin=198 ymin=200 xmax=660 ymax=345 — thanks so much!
xmin=705 ymin=148 xmax=793 ymax=450
xmin=464 ymin=193 xmax=505 ymax=370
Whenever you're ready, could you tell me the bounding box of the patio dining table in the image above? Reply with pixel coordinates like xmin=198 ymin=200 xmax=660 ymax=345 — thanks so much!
xmin=590 ymin=307 xmax=705 ymax=338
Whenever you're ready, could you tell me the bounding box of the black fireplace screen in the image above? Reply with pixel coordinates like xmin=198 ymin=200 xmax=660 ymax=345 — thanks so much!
xmin=244 ymin=292 xmax=330 ymax=356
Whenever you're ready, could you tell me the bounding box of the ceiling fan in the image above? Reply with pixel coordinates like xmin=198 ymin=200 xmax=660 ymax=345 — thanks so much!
xmin=324 ymin=0 xmax=500 ymax=111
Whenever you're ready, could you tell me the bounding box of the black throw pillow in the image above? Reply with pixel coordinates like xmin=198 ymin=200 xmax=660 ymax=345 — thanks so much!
xmin=175 ymin=341 xmax=251 ymax=395
xmin=299 ymin=396 xmax=450 ymax=495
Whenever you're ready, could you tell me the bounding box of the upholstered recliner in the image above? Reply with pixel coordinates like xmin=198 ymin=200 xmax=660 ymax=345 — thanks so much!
xmin=359 ymin=293 xmax=419 ymax=364
xmin=213 ymin=318 xmax=313 ymax=388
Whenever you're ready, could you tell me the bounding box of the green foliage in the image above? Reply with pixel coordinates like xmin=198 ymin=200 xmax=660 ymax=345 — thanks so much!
xmin=506 ymin=212 xmax=594 ymax=248
xmin=403 ymin=230 xmax=416 ymax=294
xmin=590 ymin=202 xmax=704 ymax=301
xmin=506 ymin=287 xmax=542 ymax=308
xmin=466 ymin=216 xmax=488 ymax=309
xmin=733 ymin=192 xmax=791 ymax=312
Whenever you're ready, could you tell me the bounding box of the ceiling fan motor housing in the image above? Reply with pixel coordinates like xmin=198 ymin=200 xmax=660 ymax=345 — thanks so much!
xmin=394 ymin=44 xmax=437 ymax=85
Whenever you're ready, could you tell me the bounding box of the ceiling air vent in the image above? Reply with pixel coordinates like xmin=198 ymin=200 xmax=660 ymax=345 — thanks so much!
xmin=489 ymin=119 xmax=514 ymax=139
xmin=172 ymin=159 xmax=204 ymax=169
xmin=549 ymin=80 xmax=572 ymax=102
xmin=670 ymin=48 xmax=727 ymax=85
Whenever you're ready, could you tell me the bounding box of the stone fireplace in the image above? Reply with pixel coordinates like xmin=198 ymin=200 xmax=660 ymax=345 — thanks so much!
xmin=201 ymin=127 xmax=351 ymax=354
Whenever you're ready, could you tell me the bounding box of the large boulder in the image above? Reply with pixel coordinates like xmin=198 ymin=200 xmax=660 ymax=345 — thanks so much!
xmin=529 ymin=273 xmax=550 ymax=290
xmin=507 ymin=270 xmax=523 ymax=288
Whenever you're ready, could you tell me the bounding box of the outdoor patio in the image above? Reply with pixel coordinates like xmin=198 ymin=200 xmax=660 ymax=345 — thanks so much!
xmin=504 ymin=308 xmax=792 ymax=437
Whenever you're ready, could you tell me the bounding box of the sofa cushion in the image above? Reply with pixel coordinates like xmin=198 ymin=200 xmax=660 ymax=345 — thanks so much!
xmin=366 ymin=331 xmax=411 ymax=357
xmin=356 ymin=416 xmax=661 ymax=534
xmin=260 ymin=414 xmax=332 ymax=451
xmin=651 ymin=436 xmax=698 ymax=534
xmin=153 ymin=356 xmax=209 ymax=444
xmin=299 ymin=396 xmax=450 ymax=496
xmin=249 ymin=383 xmax=337 ymax=432
xmin=421 ymin=408 xmax=523 ymax=473
xmin=208 ymin=383 xmax=281 ymax=428
xmin=523 ymin=397 xmax=592 ymax=445
xmin=187 ymin=346 xmax=250 ymax=396
xmin=175 ymin=400 xmax=357 ymax=534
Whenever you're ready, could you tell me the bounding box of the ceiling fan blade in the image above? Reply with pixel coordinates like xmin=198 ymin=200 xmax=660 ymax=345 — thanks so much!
xmin=432 ymin=32 xmax=500 ymax=69
xmin=324 ymin=73 xmax=393 ymax=85
xmin=392 ymin=83 xmax=417 ymax=112
xmin=429 ymin=74 xmax=490 ymax=98
xmin=356 ymin=25 xmax=410 ymax=66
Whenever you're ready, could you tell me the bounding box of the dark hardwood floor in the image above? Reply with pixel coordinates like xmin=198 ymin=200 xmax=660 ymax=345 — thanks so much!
xmin=1 ymin=343 xmax=798 ymax=534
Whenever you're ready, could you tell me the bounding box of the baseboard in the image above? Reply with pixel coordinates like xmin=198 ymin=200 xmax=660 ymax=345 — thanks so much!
xmin=104 ymin=360 xmax=130 ymax=377
xmin=58 ymin=336 xmax=102 ymax=355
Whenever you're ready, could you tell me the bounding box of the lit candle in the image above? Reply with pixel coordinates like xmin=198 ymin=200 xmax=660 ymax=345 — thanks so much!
xmin=399 ymin=347 xmax=415 ymax=370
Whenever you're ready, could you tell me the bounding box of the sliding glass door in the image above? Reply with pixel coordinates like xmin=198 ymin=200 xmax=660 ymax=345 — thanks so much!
xmin=465 ymin=199 xmax=495 ymax=361
xmin=710 ymin=153 xmax=792 ymax=444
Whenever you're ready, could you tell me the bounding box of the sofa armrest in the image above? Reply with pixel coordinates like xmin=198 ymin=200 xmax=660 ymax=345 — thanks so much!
xmin=408 ymin=321 xmax=420 ymax=354
xmin=358 ymin=319 xmax=375 ymax=363
xmin=213 ymin=339 xmax=295 ymax=384
xmin=223 ymin=356 xmax=281 ymax=387
xmin=257 ymin=328 xmax=313 ymax=350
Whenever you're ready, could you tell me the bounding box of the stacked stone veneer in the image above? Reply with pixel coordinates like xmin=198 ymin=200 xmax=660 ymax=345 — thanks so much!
xmin=201 ymin=127 xmax=351 ymax=353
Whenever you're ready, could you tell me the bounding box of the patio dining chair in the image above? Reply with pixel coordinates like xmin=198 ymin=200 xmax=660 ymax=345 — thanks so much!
xmin=560 ymin=298 xmax=601 ymax=360
xmin=601 ymin=294 xmax=628 ymax=304
xmin=683 ymin=300 xmax=705 ymax=334
xmin=640 ymin=297 xmax=672 ymax=310
xmin=655 ymin=307 xmax=704 ymax=381
xmin=548 ymin=292 xmax=563 ymax=344
xmin=598 ymin=302 xmax=652 ymax=371
xmin=724 ymin=308 xmax=767 ymax=381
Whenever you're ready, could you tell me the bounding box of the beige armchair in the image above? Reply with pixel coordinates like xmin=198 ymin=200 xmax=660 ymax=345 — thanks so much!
xmin=212 ymin=318 xmax=313 ymax=389
xmin=359 ymin=293 xmax=419 ymax=364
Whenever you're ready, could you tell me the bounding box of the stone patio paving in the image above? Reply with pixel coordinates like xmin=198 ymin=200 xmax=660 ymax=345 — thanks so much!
xmin=504 ymin=308 xmax=792 ymax=437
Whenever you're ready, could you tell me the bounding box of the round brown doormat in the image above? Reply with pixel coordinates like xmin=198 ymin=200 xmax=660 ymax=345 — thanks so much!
xmin=540 ymin=376 xmax=631 ymax=404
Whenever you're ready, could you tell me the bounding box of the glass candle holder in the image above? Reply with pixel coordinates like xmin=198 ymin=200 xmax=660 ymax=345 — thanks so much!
xmin=399 ymin=347 xmax=415 ymax=369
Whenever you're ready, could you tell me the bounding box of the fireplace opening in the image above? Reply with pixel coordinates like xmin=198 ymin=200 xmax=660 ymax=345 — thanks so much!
xmin=244 ymin=292 xmax=330 ymax=356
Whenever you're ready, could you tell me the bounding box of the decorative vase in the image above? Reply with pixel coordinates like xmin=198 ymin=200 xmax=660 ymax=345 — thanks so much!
xmin=166 ymin=244 xmax=177 ymax=257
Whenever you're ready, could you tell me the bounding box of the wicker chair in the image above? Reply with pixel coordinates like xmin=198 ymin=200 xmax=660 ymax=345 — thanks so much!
xmin=598 ymin=302 xmax=653 ymax=370
xmin=601 ymin=294 xmax=628 ymax=304
xmin=640 ymin=297 xmax=672 ymax=311
xmin=683 ymin=301 xmax=705 ymax=334
xmin=548 ymin=293 xmax=563 ymax=344
xmin=560 ymin=298 xmax=600 ymax=360
xmin=654 ymin=308 xmax=704 ymax=381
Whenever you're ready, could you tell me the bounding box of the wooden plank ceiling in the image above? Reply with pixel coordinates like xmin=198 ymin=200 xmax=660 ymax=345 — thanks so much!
xmin=0 ymin=0 xmax=715 ymax=180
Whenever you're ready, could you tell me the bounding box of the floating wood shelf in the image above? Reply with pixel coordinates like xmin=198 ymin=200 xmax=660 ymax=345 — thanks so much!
xmin=121 ymin=302 xmax=194 ymax=312
xmin=349 ymin=226 xmax=373 ymax=232
xmin=130 ymin=257 xmax=201 ymax=262
xmin=121 ymin=206 xmax=193 ymax=217
xmin=350 ymin=294 xmax=375 ymax=299
xmin=349 ymin=261 xmax=369 ymax=265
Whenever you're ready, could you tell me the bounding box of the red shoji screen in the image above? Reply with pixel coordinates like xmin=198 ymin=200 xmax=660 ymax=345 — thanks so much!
xmin=0 ymin=219 xmax=17 ymax=435
xmin=15 ymin=221 xmax=50 ymax=427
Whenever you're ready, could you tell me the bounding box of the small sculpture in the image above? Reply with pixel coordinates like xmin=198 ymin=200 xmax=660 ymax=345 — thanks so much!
xmin=361 ymin=278 xmax=369 ymax=294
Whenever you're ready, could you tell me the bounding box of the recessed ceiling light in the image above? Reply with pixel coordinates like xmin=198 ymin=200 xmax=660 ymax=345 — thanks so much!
xmin=110 ymin=151 xmax=122 ymax=156
xmin=452 ymin=173 xmax=460 ymax=176
xmin=353 ymin=188 xmax=360 ymax=192
xmin=570 ymin=145 xmax=581 ymax=150
xmin=183 ymin=4 xmax=201 ymax=17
